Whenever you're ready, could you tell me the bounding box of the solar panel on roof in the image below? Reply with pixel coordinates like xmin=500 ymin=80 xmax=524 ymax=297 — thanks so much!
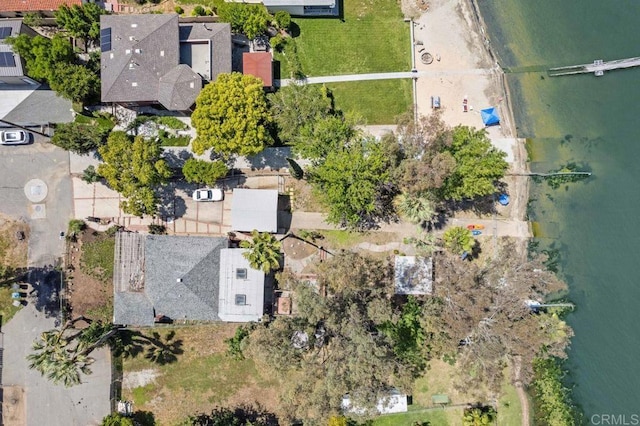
xmin=0 ymin=27 xmax=12 ymax=40
xmin=0 ymin=52 xmax=16 ymax=67
xmin=100 ymin=27 xmax=112 ymax=52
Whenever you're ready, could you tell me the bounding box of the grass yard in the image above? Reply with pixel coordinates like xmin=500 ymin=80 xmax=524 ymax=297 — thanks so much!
xmin=372 ymin=406 xmax=463 ymax=425
xmin=327 ymin=79 xmax=412 ymax=124
xmin=498 ymin=370 xmax=524 ymax=426
xmin=281 ymin=0 xmax=410 ymax=77
xmin=80 ymin=234 xmax=115 ymax=283
xmin=0 ymin=219 xmax=28 ymax=325
xmin=122 ymin=324 xmax=281 ymax=425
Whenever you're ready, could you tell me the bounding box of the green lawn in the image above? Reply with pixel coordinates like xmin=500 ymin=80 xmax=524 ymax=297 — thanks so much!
xmin=373 ymin=406 xmax=463 ymax=425
xmin=80 ymin=235 xmax=115 ymax=283
xmin=282 ymin=0 xmax=410 ymax=77
xmin=327 ymin=79 xmax=412 ymax=124
xmin=498 ymin=375 xmax=524 ymax=426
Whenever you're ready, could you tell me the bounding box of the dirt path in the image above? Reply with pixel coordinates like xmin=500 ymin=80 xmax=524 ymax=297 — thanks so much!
xmin=513 ymin=356 xmax=531 ymax=426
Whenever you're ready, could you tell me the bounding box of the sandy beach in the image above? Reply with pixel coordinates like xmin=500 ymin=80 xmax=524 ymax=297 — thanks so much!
xmin=411 ymin=0 xmax=530 ymax=232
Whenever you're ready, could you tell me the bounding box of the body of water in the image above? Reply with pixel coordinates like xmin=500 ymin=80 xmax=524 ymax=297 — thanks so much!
xmin=478 ymin=0 xmax=640 ymax=419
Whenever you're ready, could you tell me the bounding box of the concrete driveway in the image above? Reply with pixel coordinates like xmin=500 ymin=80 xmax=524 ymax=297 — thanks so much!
xmin=0 ymin=137 xmax=110 ymax=425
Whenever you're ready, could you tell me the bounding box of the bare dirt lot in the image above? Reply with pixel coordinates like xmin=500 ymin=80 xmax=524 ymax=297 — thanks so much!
xmin=2 ymin=386 xmax=26 ymax=426
xmin=66 ymin=231 xmax=114 ymax=322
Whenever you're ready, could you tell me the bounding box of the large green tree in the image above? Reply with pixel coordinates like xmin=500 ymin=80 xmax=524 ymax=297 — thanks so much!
xmin=240 ymin=230 xmax=281 ymax=273
xmin=192 ymin=73 xmax=271 ymax=156
xmin=5 ymin=34 xmax=98 ymax=102
xmin=441 ymin=126 xmax=508 ymax=200
xmin=248 ymin=253 xmax=421 ymax=423
xmin=98 ymin=132 xmax=171 ymax=217
xmin=268 ymin=83 xmax=333 ymax=145
xmin=216 ymin=3 xmax=271 ymax=39
xmin=309 ymin=137 xmax=395 ymax=229
xmin=55 ymin=3 xmax=105 ymax=43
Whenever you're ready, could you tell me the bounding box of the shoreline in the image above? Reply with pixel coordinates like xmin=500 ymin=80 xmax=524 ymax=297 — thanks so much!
xmin=413 ymin=0 xmax=531 ymax=238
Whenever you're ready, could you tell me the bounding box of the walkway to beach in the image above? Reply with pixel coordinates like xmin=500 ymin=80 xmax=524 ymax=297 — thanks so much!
xmin=275 ymin=68 xmax=492 ymax=87
xmin=290 ymin=212 xmax=530 ymax=239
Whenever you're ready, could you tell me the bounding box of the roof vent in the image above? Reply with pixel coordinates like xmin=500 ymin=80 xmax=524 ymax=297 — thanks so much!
xmin=160 ymin=50 xmax=164 ymax=57
xmin=177 ymin=278 xmax=183 ymax=283
xmin=131 ymin=82 xmax=138 ymax=87
xmin=190 ymin=82 xmax=194 ymax=89
xmin=134 ymin=49 xmax=141 ymax=54
xmin=125 ymin=49 xmax=131 ymax=54
xmin=131 ymin=23 xmax=138 ymax=28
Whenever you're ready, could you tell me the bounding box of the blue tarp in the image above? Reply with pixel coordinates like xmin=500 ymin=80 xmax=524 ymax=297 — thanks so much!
xmin=481 ymin=107 xmax=500 ymax=126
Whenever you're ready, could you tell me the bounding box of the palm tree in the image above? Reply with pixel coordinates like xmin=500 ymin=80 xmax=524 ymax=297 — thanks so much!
xmin=240 ymin=230 xmax=282 ymax=273
xmin=463 ymin=406 xmax=496 ymax=426
xmin=442 ymin=226 xmax=475 ymax=255
xmin=394 ymin=193 xmax=436 ymax=226
xmin=27 ymin=318 xmax=116 ymax=387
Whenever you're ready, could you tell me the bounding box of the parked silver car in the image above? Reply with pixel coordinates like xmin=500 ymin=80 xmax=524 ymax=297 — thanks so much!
xmin=192 ymin=188 xmax=224 ymax=202
xmin=0 ymin=130 xmax=31 ymax=145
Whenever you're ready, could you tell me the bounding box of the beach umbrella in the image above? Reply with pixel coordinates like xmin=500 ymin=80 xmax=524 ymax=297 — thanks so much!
xmin=481 ymin=107 xmax=500 ymax=126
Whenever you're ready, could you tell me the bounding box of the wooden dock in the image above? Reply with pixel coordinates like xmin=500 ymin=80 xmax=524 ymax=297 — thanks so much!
xmin=549 ymin=56 xmax=640 ymax=77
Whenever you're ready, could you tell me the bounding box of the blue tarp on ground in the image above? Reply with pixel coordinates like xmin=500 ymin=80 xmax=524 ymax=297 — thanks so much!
xmin=481 ymin=107 xmax=500 ymax=126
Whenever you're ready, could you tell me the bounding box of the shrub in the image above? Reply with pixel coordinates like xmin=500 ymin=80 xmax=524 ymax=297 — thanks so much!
xmin=23 ymin=12 xmax=44 ymax=27
xmin=67 ymin=219 xmax=86 ymax=241
xmin=192 ymin=5 xmax=206 ymax=16
xmin=182 ymin=158 xmax=229 ymax=186
xmin=155 ymin=116 xmax=188 ymax=130
xmin=148 ymin=224 xmax=167 ymax=235
xmin=270 ymin=34 xmax=285 ymax=52
xmin=225 ymin=325 xmax=251 ymax=360
xmin=174 ymin=6 xmax=184 ymax=14
xmin=82 ymin=165 xmax=101 ymax=183
xmin=274 ymin=10 xmax=291 ymax=30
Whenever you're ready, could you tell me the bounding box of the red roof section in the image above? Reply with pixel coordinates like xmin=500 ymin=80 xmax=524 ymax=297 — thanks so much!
xmin=242 ymin=52 xmax=273 ymax=87
xmin=0 ymin=0 xmax=82 ymax=13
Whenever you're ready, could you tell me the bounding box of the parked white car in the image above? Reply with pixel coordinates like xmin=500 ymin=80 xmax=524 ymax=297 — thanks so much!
xmin=0 ymin=130 xmax=31 ymax=145
xmin=192 ymin=188 xmax=224 ymax=202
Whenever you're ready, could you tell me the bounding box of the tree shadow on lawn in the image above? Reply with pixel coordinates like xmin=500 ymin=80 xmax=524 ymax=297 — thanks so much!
xmin=113 ymin=329 xmax=184 ymax=366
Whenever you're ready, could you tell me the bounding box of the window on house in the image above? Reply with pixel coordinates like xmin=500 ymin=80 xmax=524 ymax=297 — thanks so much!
xmin=235 ymin=294 xmax=247 ymax=305
xmin=236 ymin=268 xmax=247 ymax=279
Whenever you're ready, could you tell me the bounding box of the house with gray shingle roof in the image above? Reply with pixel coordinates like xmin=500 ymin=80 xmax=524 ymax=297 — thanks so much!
xmin=113 ymin=233 xmax=265 ymax=326
xmin=0 ymin=20 xmax=39 ymax=86
xmin=100 ymin=14 xmax=231 ymax=111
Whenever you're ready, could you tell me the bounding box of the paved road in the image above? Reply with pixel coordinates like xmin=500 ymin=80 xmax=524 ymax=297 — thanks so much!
xmin=0 ymin=136 xmax=71 ymax=266
xmin=0 ymin=136 xmax=111 ymax=426
xmin=276 ymin=69 xmax=492 ymax=86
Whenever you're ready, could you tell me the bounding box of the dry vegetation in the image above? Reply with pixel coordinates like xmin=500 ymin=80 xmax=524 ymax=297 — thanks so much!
xmin=0 ymin=216 xmax=29 ymax=325
xmin=67 ymin=231 xmax=114 ymax=322
xmin=122 ymin=324 xmax=282 ymax=425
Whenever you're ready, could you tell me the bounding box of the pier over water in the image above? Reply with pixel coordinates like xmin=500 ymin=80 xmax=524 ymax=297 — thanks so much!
xmin=549 ymin=57 xmax=640 ymax=77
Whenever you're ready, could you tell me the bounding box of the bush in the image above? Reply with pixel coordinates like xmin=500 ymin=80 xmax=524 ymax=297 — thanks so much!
xmin=23 ymin=12 xmax=44 ymax=27
xmin=69 ymin=219 xmax=86 ymax=234
xmin=270 ymin=34 xmax=285 ymax=52
xmin=174 ymin=6 xmax=184 ymax=14
xmin=51 ymin=122 xmax=105 ymax=154
xmin=192 ymin=5 xmax=206 ymax=16
xmin=283 ymin=39 xmax=304 ymax=80
xmin=105 ymin=225 xmax=123 ymax=237
xmin=274 ymin=10 xmax=291 ymax=30
xmin=148 ymin=224 xmax=167 ymax=235
xmin=155 ymin=116 xmax=189 ymax=131
xmin=182 ymin=158 xmax=229 ymax=186
xmin=82 ymin=165 xmax=101 ymax=184
xmin=225 ymin=325 xmax=251 ymax=360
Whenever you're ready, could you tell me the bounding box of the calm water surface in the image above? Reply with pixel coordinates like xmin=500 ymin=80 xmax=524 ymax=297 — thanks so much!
xmin=478 ymin=0 xmax=640 ymax=418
